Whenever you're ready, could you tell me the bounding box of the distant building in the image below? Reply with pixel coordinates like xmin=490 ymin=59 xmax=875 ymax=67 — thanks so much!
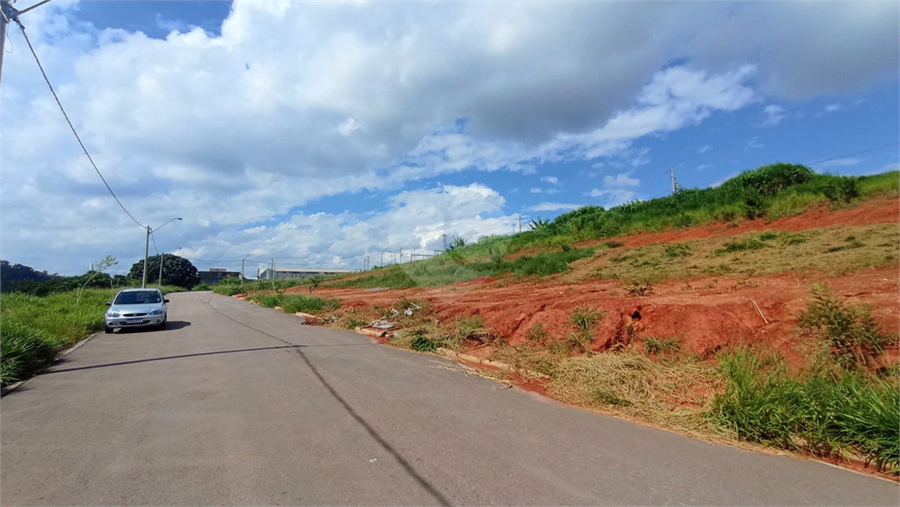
xmin=199 ymin=268 xmax=241 ymax=285
xmin=259 ymin=267 xmax=353 ymax=280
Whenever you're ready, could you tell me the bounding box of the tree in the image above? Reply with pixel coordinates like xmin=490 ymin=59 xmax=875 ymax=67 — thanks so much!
xmin=129 ymin=254 xmax=200 ymax=289
xmin=76 ymin=256 xmax=118 ymax=307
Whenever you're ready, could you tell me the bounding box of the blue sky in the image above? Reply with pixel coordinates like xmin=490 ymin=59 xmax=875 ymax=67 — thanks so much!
xmin=1 ymin=1 xmax=897 ymax=276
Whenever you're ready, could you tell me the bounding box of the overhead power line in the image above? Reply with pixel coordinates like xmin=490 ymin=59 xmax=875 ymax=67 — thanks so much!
xmin=806 ymin=141 xmax=899 ymax=167
xmin=16 ymin=20 xmax=144 ymax=229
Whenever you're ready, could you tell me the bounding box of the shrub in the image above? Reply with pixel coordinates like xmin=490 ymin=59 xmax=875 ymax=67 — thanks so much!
xmin=716 ymin=238 xmax=766 ymax=255
xmin=624 ymin=279 xmax=653 ymax=297
xmin=568 ymin=306 xmax=605 ymax=354
xmin=665 ymin=243 xmax=692 ymax=258
xmin=411 ymin=334 xmax=437 ymax=352
xmin=797 ymin=285 xmax=892 ymax=369
xmin=644 ymin=336 xmax=682 ymax=355
xmin=526 ymin=322 xmax=549 ymax=345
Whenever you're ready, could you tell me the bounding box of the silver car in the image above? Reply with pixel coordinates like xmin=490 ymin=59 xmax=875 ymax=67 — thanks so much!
xmin=105 ymin=288 xmax=169 ymax=333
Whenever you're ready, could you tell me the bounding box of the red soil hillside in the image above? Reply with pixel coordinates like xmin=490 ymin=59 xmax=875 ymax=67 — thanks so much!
xmin=306 ymin=197 xmax=900 ymax=366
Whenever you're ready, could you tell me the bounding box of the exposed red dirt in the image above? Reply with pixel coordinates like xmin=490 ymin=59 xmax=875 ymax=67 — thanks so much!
xmin=309 ymin=197 xmax=899 ymax=368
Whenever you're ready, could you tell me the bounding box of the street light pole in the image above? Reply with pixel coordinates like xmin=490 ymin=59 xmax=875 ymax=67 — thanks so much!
xmin=1 ymin=0 xmax=54 ymax=87
xmin=158 ymin=251 xmax=165 ymax=286
xmin=142 ymin=217 xmax=182 ymax=288
xmin=142 ymin=225 xmax=151 ymax=288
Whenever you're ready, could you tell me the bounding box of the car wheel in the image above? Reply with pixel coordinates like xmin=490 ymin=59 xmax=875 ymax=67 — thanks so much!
xmin=158 ymin=318 xmax=167 ymax=331
xmin=105 ymin=325 xmax=113 ymax=334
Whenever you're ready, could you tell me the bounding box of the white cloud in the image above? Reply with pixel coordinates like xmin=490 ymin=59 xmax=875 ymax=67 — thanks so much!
xmin=759 ymin=104 xmax=785 ymax=126
xmin=588 ymin=172 xmax=640 ymax=207
xmin=815 ymin=157 xmax=863 ymax=169
xmin=541 ymin=176 xmax=559 ymax=184
xmin=825 ymin=103 xmax=841 ymax=113
xmin=1 ymin=1 xmax=896 ymax=273
xmin=746 ymin=136 xmax=764 ymax=150
xmin=528 ymin=203 xmax=582 ymax=212
xmin=697 ymin=144 xmax=711 ymax=154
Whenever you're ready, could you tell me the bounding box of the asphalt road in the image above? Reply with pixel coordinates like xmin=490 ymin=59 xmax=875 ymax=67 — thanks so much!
xmin=2 ymin=291 xmax=896 ymax=506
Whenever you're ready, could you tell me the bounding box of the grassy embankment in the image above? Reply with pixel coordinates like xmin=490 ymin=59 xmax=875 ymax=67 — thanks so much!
xmin=322 ymin=165 xmax=898 ymax=291
xmin=301 ymin=164 xmax=898 ymax=472
xmin=0 ymin=284 xmax=181 ymax=385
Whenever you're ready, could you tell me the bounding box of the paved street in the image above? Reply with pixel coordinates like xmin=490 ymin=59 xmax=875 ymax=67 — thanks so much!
xmin=2 ymin=291 xmax=896 ymax=506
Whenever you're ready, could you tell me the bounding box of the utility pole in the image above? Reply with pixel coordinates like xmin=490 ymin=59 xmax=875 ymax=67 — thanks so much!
xmin=670 ymin=166 xmax=680 ymax=194
xmin=518 ymin=214 xmax=522 ymax=233
xmin=158 ymin=251 xmax=164 ymax=285
xmin=241 ymin=255 xmax=247 ymax=288
xmin=142 ymin=226 xmax=151 ymax=288
xmin=380 ymin=252 xmax=384 ymax=266
xmin=1 ymin=0 xmax=54 ymax=87
xmin=443 ymin=234 xmax=447 ymax=250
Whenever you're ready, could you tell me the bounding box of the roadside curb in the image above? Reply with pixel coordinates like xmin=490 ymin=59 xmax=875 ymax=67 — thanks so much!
xmin=0 ymin=332 xmax=100 ymax=398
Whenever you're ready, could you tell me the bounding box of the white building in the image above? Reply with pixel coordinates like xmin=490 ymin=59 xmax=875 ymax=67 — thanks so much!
xmin=259 ymin=267 xmax=353 ymax=280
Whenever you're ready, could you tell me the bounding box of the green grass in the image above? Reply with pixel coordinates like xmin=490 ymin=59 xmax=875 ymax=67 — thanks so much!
xmin=0 ymin=286 xmax=186 ymax=384
xmin=246 ymin=294 xmax=341 ymax=313
xmin=317 ymin=165 xmax=896 ymax=291
xmin=713 ymin=347 xmax=899 ymax=472
xmin=329 ymin=246 xmax=596 ymax=290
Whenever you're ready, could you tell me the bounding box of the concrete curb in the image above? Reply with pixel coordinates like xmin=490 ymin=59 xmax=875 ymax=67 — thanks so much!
xmin=0 ymin=332 xmax=100 ymax=398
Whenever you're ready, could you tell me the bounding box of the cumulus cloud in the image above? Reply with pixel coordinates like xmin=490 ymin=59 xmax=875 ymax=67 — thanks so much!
xmin=588 ymin=172 xmax=641 ymax=208
xmin=760 ymin=104 xmax=785 ymax=126
xmin=814 ymin=157 xmax=863 ymax=169
xmin=1 ymin=0 xmax=895 ymax=273
xmin=528 ymin=203 xmax=582 ymax=212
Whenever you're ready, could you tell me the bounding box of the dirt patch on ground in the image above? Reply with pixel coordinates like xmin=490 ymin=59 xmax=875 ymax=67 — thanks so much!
xmin=314 ymin=266 xmax=898 ymax=367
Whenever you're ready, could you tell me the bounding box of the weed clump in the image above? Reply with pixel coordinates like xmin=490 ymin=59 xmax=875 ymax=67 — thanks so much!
xmin=713 ymin=347 xmax=899 ymax=472
xmin=798 ymin=285 xmax=892 ymax=369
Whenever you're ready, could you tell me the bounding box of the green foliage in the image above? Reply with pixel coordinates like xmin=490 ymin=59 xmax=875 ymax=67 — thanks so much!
xmin=448 ymin=235 xmax=468 ymax=250
xmin=713 ymin=347 xmax=899 ymax=471
xmin=664 ymin=243 xmax=692 ymax=258
xmin=798 ymin=285 xmax=892 ymax=369
xmin=823 ymin=178 xmax=860 ymax=203
xmin=128 ymin=254 xmax=200 ymax=289
xmin=331 ymin=246 xmax=596 ymax=290
xmin=0 ymin=288 xmax=130 ymax=385
xmin=568 ymin=306 xmax=605 ymax=354
xmin=721 ymin=163 xmax=815 ymax=196
xmin=644 ymin=336 xmax=682 ymax=355
xmin=0 ymin=321 xmax=62 ymax=384
xmin=247 ymin=294 xmax=340 ymax=314
xmin=716 ymin=238 xmax=766 ymax=255
xmin=192 ymin=283 xmax=211 ymax=291
xmin=411 ymin=334 xmax=437 ymax=352
xmin=526 ymin=322 xmax=549 ymax=345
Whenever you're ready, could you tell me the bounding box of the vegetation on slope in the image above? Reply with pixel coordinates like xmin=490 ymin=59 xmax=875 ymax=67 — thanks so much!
xmin=323 ymin=164 xmax=897 ymax=290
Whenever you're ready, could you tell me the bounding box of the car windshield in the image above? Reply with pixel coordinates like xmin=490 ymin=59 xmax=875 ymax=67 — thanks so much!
xmin=114 ymin=291 xmax=162 ymax=305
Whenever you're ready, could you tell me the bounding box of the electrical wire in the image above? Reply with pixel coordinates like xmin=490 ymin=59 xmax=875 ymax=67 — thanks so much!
xmin=16 ymin=20 xmax=145 ymax=229
xmin=806 ymin=141 xmax=899 ymax=166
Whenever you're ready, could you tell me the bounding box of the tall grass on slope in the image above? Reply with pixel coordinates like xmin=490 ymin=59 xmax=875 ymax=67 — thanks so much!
xmin=0 ymin=321 xmax=63 ymax=384
xmin=329 ymin=246 xmax=596 ymax=290
xmin=0 ymin=289 xmax=119 ymax=384
xmin=713 ymin=348 xmax=899 ymax=472
xmin=247 ymin=293 xmax=340 ymax=313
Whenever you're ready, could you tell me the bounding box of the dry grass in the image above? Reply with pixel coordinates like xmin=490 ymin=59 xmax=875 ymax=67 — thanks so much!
xmin=492 ymin=344 xmax=723 ymax=434
xmin=570 ymin=223 xmax=898 ymax=283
